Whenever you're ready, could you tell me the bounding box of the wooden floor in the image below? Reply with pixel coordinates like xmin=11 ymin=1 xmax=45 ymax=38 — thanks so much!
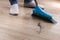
xmin=0 ymin=0 xmax=60 ymax=40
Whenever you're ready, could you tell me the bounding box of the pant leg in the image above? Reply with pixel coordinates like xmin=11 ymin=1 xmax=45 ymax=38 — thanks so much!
xmin=24 ymin=0 xmax=32 ymax=3
xmin=9 ymin=0 xmax=18 ymax=5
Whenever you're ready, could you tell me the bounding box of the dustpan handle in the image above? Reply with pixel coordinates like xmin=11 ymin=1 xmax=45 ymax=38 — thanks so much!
xmin=34 ymin=0 xmax=38 ymax=5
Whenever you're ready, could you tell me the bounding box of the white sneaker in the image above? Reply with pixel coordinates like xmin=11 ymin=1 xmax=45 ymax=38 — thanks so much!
xmin=9 ymin=4 xmax=19 ymax=15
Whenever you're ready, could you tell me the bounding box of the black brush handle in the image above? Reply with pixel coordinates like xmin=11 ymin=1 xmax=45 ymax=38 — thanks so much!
xmin=35 ymin=0 xmax=38 ymax=5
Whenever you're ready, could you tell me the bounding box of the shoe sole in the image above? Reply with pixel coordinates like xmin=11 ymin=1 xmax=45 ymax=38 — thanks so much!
xmin=9 ymin=13 xmax=18 ymax=16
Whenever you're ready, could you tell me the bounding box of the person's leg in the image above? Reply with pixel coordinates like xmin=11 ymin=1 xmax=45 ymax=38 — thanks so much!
xmin=24 ymin=0 xmax=32 ymax=3
xmin=9 ymin=0 xmax=18 ymax=5
xmin=9 ymin=0 xmax=19 ymax=15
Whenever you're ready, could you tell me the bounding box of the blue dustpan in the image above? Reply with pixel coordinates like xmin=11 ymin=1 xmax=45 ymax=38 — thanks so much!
xmin=32 ymin=4 xmax=57 ymax=23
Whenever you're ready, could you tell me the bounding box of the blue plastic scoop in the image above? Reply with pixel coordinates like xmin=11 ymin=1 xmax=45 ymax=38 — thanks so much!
xmin=32 ymin=0 xmax=57 ymax=24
